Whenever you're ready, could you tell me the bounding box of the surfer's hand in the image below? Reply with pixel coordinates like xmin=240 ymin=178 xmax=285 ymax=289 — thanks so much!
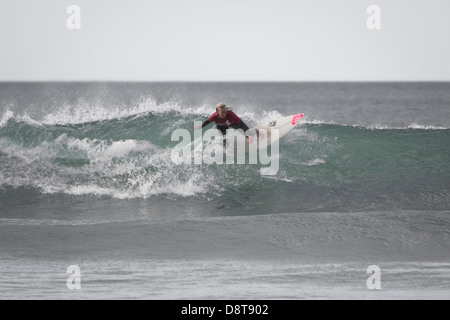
xmin=248 ymin=136 xmax=254 ymax=144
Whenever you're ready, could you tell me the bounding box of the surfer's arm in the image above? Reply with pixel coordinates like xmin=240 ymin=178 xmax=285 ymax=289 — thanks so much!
xmin=194 ymin=119 xmax=212 ymax=130
xmin=228 ymin=112 xmax=250 ymax=134
xmin=201 ymin=119 xmax=212 ymax=128
xmin=236 ymin=121 xmax=250 ymax=134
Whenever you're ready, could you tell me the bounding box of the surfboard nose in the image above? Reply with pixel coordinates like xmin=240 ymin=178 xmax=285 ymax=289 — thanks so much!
xmin=292 ymin=114 xmax=304 ymax=125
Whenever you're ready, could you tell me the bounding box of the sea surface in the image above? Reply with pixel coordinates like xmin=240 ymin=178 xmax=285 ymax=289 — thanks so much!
xmin=1 ymin=82 xmax=449 ymax=299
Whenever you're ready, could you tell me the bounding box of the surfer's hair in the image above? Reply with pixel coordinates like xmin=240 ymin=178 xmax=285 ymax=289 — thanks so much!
xmin=216 ymin=103 xmax=227 ymax=110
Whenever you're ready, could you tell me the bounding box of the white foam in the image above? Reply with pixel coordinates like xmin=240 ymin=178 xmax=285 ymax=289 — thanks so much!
xmin=239 ymin=109 xmax=285 ymax=127
xmin=61 ymin=135 xmax=158 ymax=163
xmin=0 ymin=110 xmax=14 ymax=127
xmin=138 ymin=97 xmax=213 ymax=117
xmin=0 ymin=132 xmax=213 ymax=199
xmin=41 ymin=98 xmax=170 ymax=125
xmin=303 ymin=158 xmax=326 ymax=166
xmin=303 ymin=118 xmax=450 ymax=131
xmin=0 ymin=98 xmax=187 ymax=127
xmin=138 ymin=99 xmax=286 ymax=127
xmin=262 ymin=175 xmax=294 ymax=183
xmin=406 ymin=123 xmax=448 ymax=130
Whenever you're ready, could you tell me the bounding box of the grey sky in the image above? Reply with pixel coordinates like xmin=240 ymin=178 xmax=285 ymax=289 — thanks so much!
xmin=0 ymin=0 xmax=449 ymax=81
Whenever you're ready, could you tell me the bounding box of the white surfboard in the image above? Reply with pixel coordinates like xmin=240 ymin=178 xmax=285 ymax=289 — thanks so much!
xmin=253 ymin=113 xmax=304 ymax=147
xmin=225 ymin=113 xmax=304 ymax=153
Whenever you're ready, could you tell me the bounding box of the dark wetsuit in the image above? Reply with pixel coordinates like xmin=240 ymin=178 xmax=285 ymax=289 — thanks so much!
xmin=201 ymin=110 xmax=250 ymax=135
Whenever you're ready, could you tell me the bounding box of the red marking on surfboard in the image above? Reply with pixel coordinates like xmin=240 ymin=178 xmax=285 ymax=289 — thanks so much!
xmin=292 ymin=114 xmax=304 ymax=125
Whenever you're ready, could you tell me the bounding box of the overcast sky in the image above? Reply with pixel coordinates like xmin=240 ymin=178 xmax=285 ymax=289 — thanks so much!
xmin=0 ymin=0 xmax=449 ymax=81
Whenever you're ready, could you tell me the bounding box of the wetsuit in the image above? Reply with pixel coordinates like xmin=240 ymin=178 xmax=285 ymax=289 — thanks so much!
xmin=201 ymin=110 xmax=250 ymax=135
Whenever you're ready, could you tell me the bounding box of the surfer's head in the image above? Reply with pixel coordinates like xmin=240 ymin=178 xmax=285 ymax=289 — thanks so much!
xmin=216 ymin=103 xmax=227 ymax=119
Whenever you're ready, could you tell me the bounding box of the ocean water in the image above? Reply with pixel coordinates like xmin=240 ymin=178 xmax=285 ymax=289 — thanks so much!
xmin=1 ymin=82 xmax=449 ymax=299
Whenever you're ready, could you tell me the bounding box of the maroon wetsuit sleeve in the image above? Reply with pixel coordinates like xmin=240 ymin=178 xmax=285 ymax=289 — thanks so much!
xmin=227 ymin=111 xmax=242 ymax=124
xmin=209 ymin=112 xmax=218 ymax=122
xmin=202 ymin=112 xmax=218 ymax=128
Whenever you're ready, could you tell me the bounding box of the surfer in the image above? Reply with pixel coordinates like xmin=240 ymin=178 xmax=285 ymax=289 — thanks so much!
xmin=195 ymin=103 xmax=251 ymax=135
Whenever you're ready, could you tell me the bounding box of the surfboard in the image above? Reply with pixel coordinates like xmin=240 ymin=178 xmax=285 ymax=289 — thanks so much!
xmin=224 ymin=113 xmax=304 ymax=154
xmin=254 ymin=113 xmax=303 ymax=147
xmin=215 ymin=113 xmax=304 ymax=160
xmin=243 ymin=113 xmax=304 ymax=150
